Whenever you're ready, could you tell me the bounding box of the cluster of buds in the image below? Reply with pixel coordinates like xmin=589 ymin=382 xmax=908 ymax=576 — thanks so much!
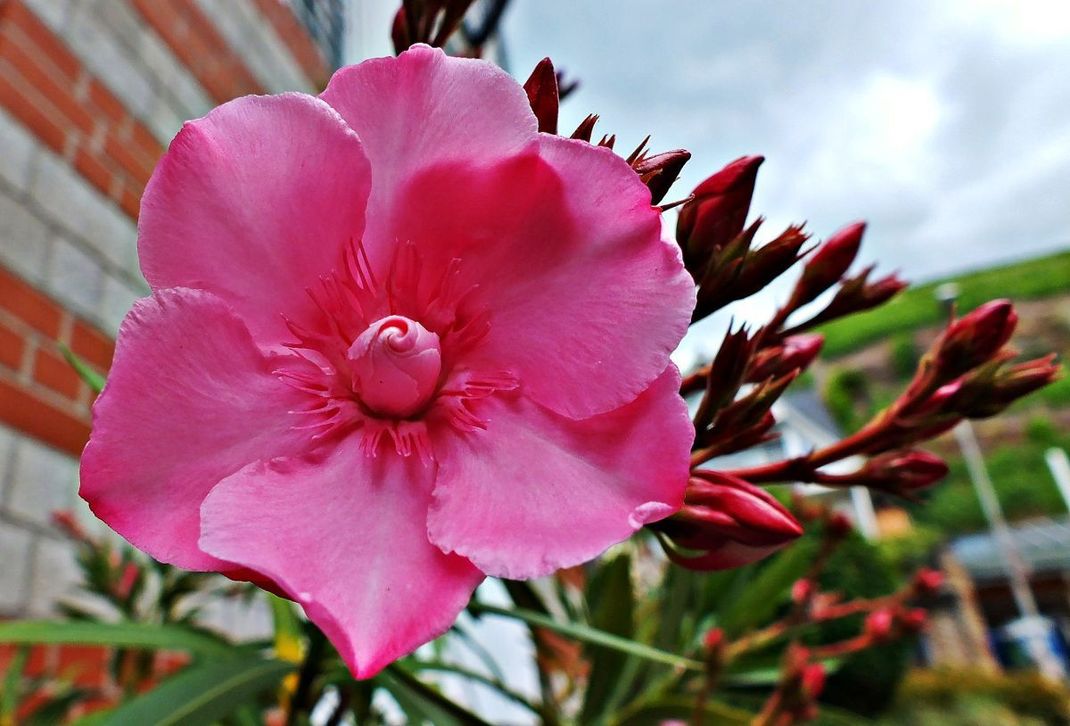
xmin=391 ymin=0 xmax=475 ymax=53
xmin=650 ymin=472 xmax=803 ymax=570
xmin=520 ymin=58 xmax=693 ymax=208
xmin=52 ymin=510 xmax=145 ymax=606
xmin=753 ymin=645 xmax=827 ymax=726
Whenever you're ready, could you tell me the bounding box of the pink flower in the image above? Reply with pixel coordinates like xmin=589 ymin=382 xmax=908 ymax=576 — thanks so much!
xmin=79 ymin=46 xmax=695 ymax=677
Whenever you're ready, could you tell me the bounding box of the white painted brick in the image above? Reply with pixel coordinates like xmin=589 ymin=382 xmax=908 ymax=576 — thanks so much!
xmin=93 ymin=0 xmax=212 ymax=122
xmin=195 ymin=0 xmax=313 ymax=93
xmin=144 ymin=98 xmax=185 ymax=147
xmin=0 ymin=108 xmax=39 ymax=194
xmin=23 ymin=0 xmax=74 ymax=34
xmin=98 ymin=272 xmax=143 ymax=334
xmin=28 ymin=536 xmax=82 ymax=617
xmin=6 ymin=435 xmax=79 ymax=529
xmin=0 ymin=189 xmax=51 ymax=284
xmin=0 ymin=523 xmax=33 ymax=613
xmin=63 ymin=4 xmax=155 ymax=119
xmin=0 ymin=424 xmax=16 ymax=502
xmin=30 ymin=151 xmax=135 ymax=270
xmin=47 ymin=233 xmax=106 ymax=319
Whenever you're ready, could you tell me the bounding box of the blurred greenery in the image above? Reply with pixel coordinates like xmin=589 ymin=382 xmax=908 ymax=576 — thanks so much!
xmin=879 ymin=668 xmax=1070 ymax=725
xmin=818 ymin=250 xmax=1070 ymax=358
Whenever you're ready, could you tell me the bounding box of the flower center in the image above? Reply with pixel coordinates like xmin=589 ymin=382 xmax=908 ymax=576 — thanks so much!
xmin=347 ymin=315 xmax=442 ymax=419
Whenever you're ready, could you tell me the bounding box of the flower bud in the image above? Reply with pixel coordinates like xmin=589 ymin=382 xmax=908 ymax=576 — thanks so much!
xmin=52 ymin=510 xmax=90 ymax=543
xmin=653 ymin=472 xmax=803 ymax=571
xmin=791 ymin=578 xmax=815 ymax=605
xmin=826 ymin=511 xmax=854 ymax=539
xmin=792 ymin=221 xmax=865 ymax=307
xmin=801 ymin=663 xmax=826 ymax=699
xmin=867 ymin=450 xmax=949 ymax=494
xmin=913 ymin=568 xmax=944 ymax=595
xmin=634 ymin=149 xmax=691 ymax=205
xmin=747 ymin=334 xmax=824 ymax=382
xmin=864 ymin=609 xmax=895 ymax=642
xmin=523 ymin=57 xmax=559 ymax=134
xmin=935 ymin=300 xmax=1017 ymax=379
xmin=898 ymin=608 xmax=928 ymax=633
xmin=349 ymin=316 xmax=442 ymax=418
xmin=704 ymin=627 xmax=725 ymax=652
xmin=677 ymin=155 xmax=763 ymax=276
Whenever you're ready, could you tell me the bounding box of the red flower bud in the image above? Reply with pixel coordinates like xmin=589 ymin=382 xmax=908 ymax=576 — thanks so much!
xmin=52 ymin=510 xmax=90 ymax=543
xmin=801 ymin=663 xmax=826 ymax=698
xmin=704 ymin=627 xmax=725 ymax=651
xmin=824 ymin=450 xmax=948 ymax=496
xmin=523 ymin=57 xmax=559 ymax=134
xmin=792 ymin=221 xmax=865 ymax=307
xmin=913 ymin=568 xmax=944 ymax=595
xmin=791 ymin=578 xmax=815 ymax=605
xmin=634 ymin=149 xmax=691 ymax=205
xmin=935 ymin=300 xmax=1017 ymax=379
xmin=677 ymin=155 xmax=763 ymax=275
xmin=747 ymin=334 xmax=824 ymax=382
xmin=898 ymin=608 xmax=928 ymax=633
xmin=826 ymin=511 xmax=854 ymax=539
xmin=864 ymin=609 xmax=895 ymax=642
xmin=653 ymin=472 xmax=803 ymax=571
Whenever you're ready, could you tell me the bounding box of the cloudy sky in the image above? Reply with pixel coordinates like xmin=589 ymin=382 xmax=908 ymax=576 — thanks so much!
xmin=502 ymin=0 xmax=1070 ymax=283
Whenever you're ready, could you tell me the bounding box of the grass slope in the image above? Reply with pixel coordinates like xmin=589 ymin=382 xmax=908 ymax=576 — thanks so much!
xmin=819 ymin=250 xmax=1070 ymax=358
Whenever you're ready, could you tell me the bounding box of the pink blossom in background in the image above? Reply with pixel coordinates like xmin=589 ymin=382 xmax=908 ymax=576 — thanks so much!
xmin=80 ymin=45 xmax=695 ymax=677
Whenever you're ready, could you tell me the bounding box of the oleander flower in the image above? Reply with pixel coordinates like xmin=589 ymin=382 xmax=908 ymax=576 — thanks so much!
xmin=80 ymin=46 xmax=695 ymax=677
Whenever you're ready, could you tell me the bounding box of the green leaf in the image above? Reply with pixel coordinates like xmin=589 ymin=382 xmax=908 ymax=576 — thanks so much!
xmin=378 ymin=665 xmax=493 ymax=726
xmin=100 ymin=657 xmax=292 ymax=726
xmin=469 ymin=603 xmax=703 ymax=672
xmin=0 ymin=621 xmax=239 ymax=659
xmin=613 ymin=696 xmax=754 ymax=726
xmin=580 ymin=553 xmax=636 ymax=724
xmin=717 ymin=540 xmax=815 ymax=636
xmin=0 ymin=645 xmax=28 ymax=721
xmin=59 ymin=345 xmax=106 ymax=393
xmin=403 ymin=661 xmax=541 ymax=716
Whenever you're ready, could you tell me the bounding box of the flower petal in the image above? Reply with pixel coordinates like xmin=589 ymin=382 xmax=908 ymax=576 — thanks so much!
xmin=138 ymin=93 xmax=371 ymax=345
xmin=428 ymin=368 xmax=693 ymax=579
xmin=80 ymin=288 xmax=311 ymax=570
xmin=199 ymin=442 xmax=484 ymax=679
xmin=388 ymin=139 xmax=696 ymax=418
xmin=320 ymin=44 xmax=537 ymax=271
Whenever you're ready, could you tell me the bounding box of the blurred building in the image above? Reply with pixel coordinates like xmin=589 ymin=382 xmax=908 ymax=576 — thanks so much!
xmin=0 ymin=0 xmax=344 ymax=621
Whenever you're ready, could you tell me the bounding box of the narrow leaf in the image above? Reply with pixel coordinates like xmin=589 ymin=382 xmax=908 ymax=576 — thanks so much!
xmin=100 ymin=657 xmax=293 ymax=726
xmin=0 ymin=621 xmax=239 ymax=659
xmin=469 ymin=604 xmax=703 ymax=672
xmin=378 ymin=665 xmax=493 ymax=726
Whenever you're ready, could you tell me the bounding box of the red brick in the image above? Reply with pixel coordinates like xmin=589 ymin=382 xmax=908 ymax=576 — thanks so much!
xmin=0 ymin=376 xmax=91 ymax=456
xmin=0 ymin=27 xmax=93 ymax=133
xmin=133 ymin=0 xmax=262 ymax=102
xmin=70 ymin=319 xmax=114 ymax=370
xmin=0 ymin=266 xmax=63 ymax=337
xmin=0 ymin=71 xmax=67 ymax=152
xmin=56 ymin=645 xmax=109 ymax=688
xmin=2 ymin=1 xmax=80 ymax=80
xmin=33 ymin=345 xmax=82 ymax=399
xmin=119 ymin=185 xmax=141 ymax=219
xmin=88 ymin=79 xmax=126 ymax=125
xmin=0 ymin=319 xmax=25 ymax=370
xmin=74 ymin=148 xmax=114 ymax=196
xmin=105 ymin=131 xmax=154 ymax=185
xmin=130 ymin=121 xmax=164 ymax=161
xmin=254 ymin=0 xmax=328 ymax=87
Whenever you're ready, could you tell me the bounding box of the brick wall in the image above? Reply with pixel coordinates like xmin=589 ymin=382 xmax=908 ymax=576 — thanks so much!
xmin=0 ymin=0 xmax=339 ymax=622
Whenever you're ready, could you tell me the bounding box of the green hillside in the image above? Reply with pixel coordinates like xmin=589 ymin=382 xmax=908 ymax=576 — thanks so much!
xmin=819 ymin=250 xmax=1070 ymax=358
